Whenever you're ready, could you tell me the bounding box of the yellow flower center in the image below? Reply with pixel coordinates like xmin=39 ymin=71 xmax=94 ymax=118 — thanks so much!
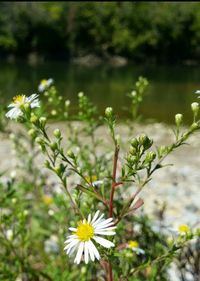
xmin=76 ymin=222 xmax=94 ymax=241
xmin=41 ymin=79 xmax=48 ymax=86
xmin=85 ymin=175 xmax=97 ymax=183
xmin=178 ymin=225 xmax=190 ymax=233
xmin=13 ymin=95 xmax=26 ymax=105
xmin=128 ymin=240 xmax=139 ymax=249
xmin=42 ymin=195 xmax=53 ymax=205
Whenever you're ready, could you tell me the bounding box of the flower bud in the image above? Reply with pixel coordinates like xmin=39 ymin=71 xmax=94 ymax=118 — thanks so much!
xmin=28 ymin=128 xmax=37 ymax=138
xmin=131 ymin=138 xmax=138 ymax=147
xmin=78 ymin=92 xmax=84 ymax=98
xmin=131 ymin=90 xmax=137 ymax=97
xmin=139 ymin=134 xmax=152 ymax=149
xmin=53 ymin=128 xmax=61 ymax=139
xmin=145 ymin=151 xmax=156 ymax=163
xmin=35 ymin=137 xmax=44 ymax=145
xmin=67 ymin=150 xmax=75 ymax=159
xmin=175 ymin=113 xmax=183 ymax=126
xmin=48 ymin=97 xmax=53 ymax=103
xmin=50 ymin=142 xmax=57 ymax=150
xmin=129 ymin=146 xmax=136 ymax=155
xmin=39 ymin=117 xmax=47 ymax=126
xmin=105 ymin=107 xmax=113 ymax=118
xmin=191 ymin=122 xmax=199 ymax=130
xmin=65 ymin=100 xmax=70 ymax=107
xmin=191 ymin=102 xmax=199 ymax=112
xmin=30 ymin=114 xmax=39 ymax=124
xmin=51 ymin=110 xmax=57 ymax=116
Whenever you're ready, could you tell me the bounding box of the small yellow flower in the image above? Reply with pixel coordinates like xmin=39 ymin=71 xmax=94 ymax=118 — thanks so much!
xmin=128 ymin=240 xmax=139 ymax=249
xmin=178 ymin=224 xmax=190 ymax=233
xmin=85 ymin=175 xmax=97 ymax=183
xmin=42 ymin=195 xmax=53 ymax=205
xmin=128 ymin=240 xmax=145 ymax=255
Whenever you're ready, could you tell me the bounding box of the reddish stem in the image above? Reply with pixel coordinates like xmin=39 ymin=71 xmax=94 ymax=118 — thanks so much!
xmin=109 ymin=145 xmax=120 ymax=217
xmin=108 ymin=262 xmax=113 ymax=281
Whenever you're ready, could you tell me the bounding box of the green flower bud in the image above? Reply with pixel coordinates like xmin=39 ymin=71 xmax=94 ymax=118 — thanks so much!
xmin=53 ymin=128 xmax=61 ymax=139
xmin=39 ymin=117 xmax=47 ymax=126
xmin=175 ymin=113 xmax=183 ymax=126
xmin=51 ymin=110 xmax=57 ymax=116
xmin=145 ymin=151 xmax=156 ymax=163
xmin=50 ymin=142 xmax=57 ymax=150
xmin=54 ymin=164 xmax=65 ymax=176
xmin=48 ymin=97 xmax=53 ymax=103
xmin=129 ymin=146 xmax=136 ymax=155
xmin=44 ymin=160 xmax=51 ymax=169
xmin=35 ymin=137 xmax=44 ymax=145
xmin=105 ymin=107 xmax=113 ymax=118
xmin=191 ymin=102 xmax=199 ymax=113
xmin=67 ymin=150 xmax=75 ymax=159
xmin=30 ymin=114 xmax=39 ymax=124
xmin=78 ymin=92 xmax=84 ymax=98
xmin=131 ymin=138 xmax=138 ymax=147
xmin=191 ymin=122 xmax=199 ymax=130
xmin=131 ymin=90 xmax=137 ymax=97
xmin=65 ymin=100 xmax=70 ymax=107
xmin=139 ymin=134 xmax=152 ymax=149
xmin=127 ymin=155 xmax=136 ymax=164
xmin=28 ymin=128 xmax=37 ymax=138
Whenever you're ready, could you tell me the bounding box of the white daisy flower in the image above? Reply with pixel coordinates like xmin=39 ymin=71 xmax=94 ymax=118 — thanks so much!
xmin=38 ymin=78 xmax=53 ymax=92
xmin=128 ymin=240 xmax=145 ymax=255
xmin=64 ymin=210 xmax=116 ymax=264
xmin=6 ymin=94 xmax=39 ymax=120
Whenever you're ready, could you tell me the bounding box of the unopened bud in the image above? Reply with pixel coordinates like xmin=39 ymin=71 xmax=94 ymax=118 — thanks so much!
xmin=78 ymin=92 xmax=84 ymax=98
xmin=191 ymin=102 xmax=199 ymax=119
xmin=105 ymin=107 xmax=113 ymax=118
xmin=28 ymin=128 xmax=37 ymax=138
xmin=53 ymin=128 xmax=61 ymax=139
xmin=51 ymin=110 xmax=57 ymax=116
xmin=145 ymin=151 xmax=156 ymax=163
xmin=191 ymin=122 xmax=199 ymax=130
xmin=67 ymin=150 xmax=75 ymax=159
xmin=175 ymin=114 xmax=183 ymax=126
xmin=39 ymin=117 xmax=47 ymax=125
xmin=131 ymin=138 xmax=138 ymax=147
xmin=30 ymin=114 xmax=38 ymax=124
xmin=65 ymin=100 xmax=70 ymax=107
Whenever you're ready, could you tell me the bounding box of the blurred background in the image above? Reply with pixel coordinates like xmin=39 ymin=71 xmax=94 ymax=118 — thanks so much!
xmin=0 ymin=2 xmax=200 ymax=123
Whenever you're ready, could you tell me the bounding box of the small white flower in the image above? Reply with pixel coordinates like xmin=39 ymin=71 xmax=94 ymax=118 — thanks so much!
xmin=6 ymin=94 xmax=39 ymax=120
xmin=38 ymin=78 xmax=53 ymax=92
xmin=128 ymin=240 xmax=145 ymax=255
xmin=64 ymin=210 xmax=116 ymax=264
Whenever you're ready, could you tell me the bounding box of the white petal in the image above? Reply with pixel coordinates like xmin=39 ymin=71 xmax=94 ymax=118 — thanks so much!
xmin=26 ymin=93 xmax=38 ymax=102
xmin=94 ymin=231 xmax=116 ymax=236
xmin=64 ymin=239 xmax=79 ymax=251
xmin=6 ymin=108 xmax=22 ymax=119
xmin=84 ymin=242 xmax=89 ymax=264
xmin=92 ymin=214 xmax=105 ymax=226
xmin=87 ymin=214 xmax=91 ymax=224
xmin=88 ymin=240 xmax=100 ymax=260
xmin=74 ymin=242 xmax=84 ymax=264
xmin=95 ymin=221 xmax=115 ymax=230
xmin=87 ymin=240 xmax=95 ymax=261
xmin=30 ymin=100 xmax=40 ymax=108
xmin=69 ymin=227 xmax=77 ymax=232
xmin=195 ymin=90 xmax=200 ymax=94
xmin=91 ymin=210 xmax=100 ymax=223
xmin=93 ymin=236 xmax=115 ymax=248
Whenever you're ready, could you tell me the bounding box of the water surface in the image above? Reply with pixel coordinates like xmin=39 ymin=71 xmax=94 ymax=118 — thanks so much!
xmin=0 ymin=61 xmax=200 ymax=124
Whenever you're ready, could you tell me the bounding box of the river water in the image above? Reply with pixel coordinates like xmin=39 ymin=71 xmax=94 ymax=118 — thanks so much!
xmin=0 ymin=61 xmax=200 ymax=124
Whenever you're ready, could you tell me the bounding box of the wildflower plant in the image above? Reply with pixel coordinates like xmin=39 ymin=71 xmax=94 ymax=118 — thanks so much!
xmin=1 ymin=77 xmax=200 ymax=280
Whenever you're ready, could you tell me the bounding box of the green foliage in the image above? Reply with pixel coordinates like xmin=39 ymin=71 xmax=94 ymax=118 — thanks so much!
xmin=0 ymin=2 xmax=200 ymax=62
